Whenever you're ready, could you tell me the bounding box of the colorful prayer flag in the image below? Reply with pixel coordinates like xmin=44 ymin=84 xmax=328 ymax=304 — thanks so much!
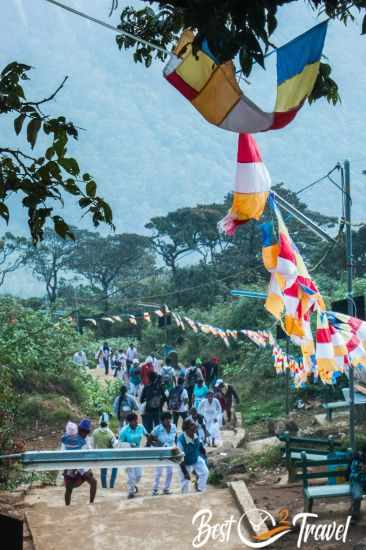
xmin=163 ymin=23 xmax=327 ymax=134
xmin=218 ymin=133 xmax=271 ymax=234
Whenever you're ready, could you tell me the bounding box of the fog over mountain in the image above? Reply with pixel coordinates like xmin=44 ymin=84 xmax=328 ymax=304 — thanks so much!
xmin=2 ymin=0 xmax=366 ymax=296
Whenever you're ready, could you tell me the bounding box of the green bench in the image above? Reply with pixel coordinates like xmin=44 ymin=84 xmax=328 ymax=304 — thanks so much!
xmin=297 ymin=450 xmax=353 ymax=512
xmin=278 ymin=431 xmax=341 ymax=482
xmin=322 ymin=388 xmax=366 ymax=422
xmin=322 ymin=401 xmax=349 ymax=422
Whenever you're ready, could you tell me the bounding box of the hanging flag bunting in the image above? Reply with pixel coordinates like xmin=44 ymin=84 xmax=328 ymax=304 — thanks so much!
xmin=112 ymin=315 xmax=122 ymax=322
xmin=129 ymin=315 xmax=137 ymax=326
xmin=163 ymin=22 xmax=327 ymax=134
xmin=84 ymin=318 xmax=97 ymax=326
xmin=154 ymin=309 xmax=164 ymax=318
xmin=218 ymin=133 xmax=271 ymax=235
xmin=101 ymin=317 xmax=114 ymax=323
xmin=263 ymin=197 xmax=324 ymax=346
xmin=316 ymin=310 xmax=337 ymax=384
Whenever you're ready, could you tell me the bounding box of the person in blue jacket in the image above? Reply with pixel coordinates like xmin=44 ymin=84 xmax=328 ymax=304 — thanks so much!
xmin=177 ymin=418 xmax=208 ymax=494
xmin=350 ymin=444 xmax=366 ymax=524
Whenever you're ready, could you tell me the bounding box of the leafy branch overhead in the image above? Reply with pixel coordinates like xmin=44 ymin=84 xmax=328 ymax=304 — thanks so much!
xmin=0 ymin=62 xmax=114 ymax=243
xmin=115 ymin=0 xmax=366 ymax=105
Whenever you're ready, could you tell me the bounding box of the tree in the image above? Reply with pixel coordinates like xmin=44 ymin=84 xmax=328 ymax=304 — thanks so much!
xmin=25 ymin=227 xmax=76 ymax=304
xmin=68 ymin=230 xmax=153 ymax=311
xmin=113 ymin=1 xmax=366 ymax=103
xmin=0 ymin=233 xmax=27 ymax=287
xmin=0 ymin=62 xmax=114 ymax=243
xmin=145 ymin=203 xmax=229 ymax=274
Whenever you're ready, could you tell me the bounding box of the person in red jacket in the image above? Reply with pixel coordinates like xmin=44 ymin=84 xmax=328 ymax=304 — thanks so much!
xmin=141 ymin=360 xmax=154 ymax=386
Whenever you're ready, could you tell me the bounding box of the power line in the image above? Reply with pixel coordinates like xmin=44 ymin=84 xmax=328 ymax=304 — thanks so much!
xmin=44 ymin=0 xmax=170 ymax=55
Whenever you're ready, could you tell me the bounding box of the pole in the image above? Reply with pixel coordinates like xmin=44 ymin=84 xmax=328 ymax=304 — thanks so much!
xmin=285 ymin=337 xmax=290 ymax=415
xmin=344 ymin=160 xmax=356 ymax=452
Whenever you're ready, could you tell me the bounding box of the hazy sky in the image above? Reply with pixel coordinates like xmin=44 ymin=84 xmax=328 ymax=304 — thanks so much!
xmin=2 ymin=0 xmax=366 ymax=296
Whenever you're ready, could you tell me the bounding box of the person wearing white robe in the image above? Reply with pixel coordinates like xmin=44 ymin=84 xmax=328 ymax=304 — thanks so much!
xmin=198 ymin=391 xmax=222 ymax=447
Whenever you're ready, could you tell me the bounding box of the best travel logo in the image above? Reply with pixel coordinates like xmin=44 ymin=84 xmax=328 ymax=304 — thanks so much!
xmin=192 ymin=508 xmax=351 ymax=548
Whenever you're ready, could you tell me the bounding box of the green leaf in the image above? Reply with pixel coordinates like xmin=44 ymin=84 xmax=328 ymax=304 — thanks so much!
xmin=26 ymin=117 xmax=42 ymax=149
xmin=52 ymin=216 xmax=75 ymax=240
xmin=45 ymin=147 xmax=55 ymax=160
xmin=86 ymin=180 xmax=96 ymax=198
xmin=0 ymin=203 xmax=9 ymax=223
xmin=59 ymin=157 xmax=80 ymax=176
xmin=14 ymin=114 xmax=26 ymax=136
xmin=79 ymin=197 xmax=92 ymax=208
xmin=362 ymin=14 xmax=366 ymax=35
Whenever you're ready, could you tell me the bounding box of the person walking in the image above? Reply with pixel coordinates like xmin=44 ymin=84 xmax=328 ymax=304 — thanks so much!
xmin=161 ymin=357 xmax=176 ymax=397
xmin=119 ymin=413 xmax=147 ymax=499
xmin=185 ymin=360 xmax=203 ymax=408
xmin=177 ymin=419 xmax=208 ymax=494
xmin=193 ymin=378 xmax=208 ymax=410
xmin=113 ymin=385 xmax=139 ymax=428
xmin=126 ymin=343 xmax=138 ymax=371
xmin=129 ymin=359 xmax=142 ymax=398
xmin=140 ymin=372 xmax=166 ymax=433
xmin=168 ymin=376 xmax=189 ymax=428
xmin=61 ymin=419 xmax=97 ymax=506
xmin=97 ymin=342 xmax=111 ymax=376
xmin=148 ymin=412 xmax=177 ymax=496
xmin=187 ymin=407 xmax=208 ymax=444
xmin=198 ymin=391 xmax=222 ymax=447
xmin=141 ymin=359 xmax=154 ymax=387
xmin=217 ymin=381 xmax=240 ymax=423
xmin=92 ymin=413 xmax=118 ymax=489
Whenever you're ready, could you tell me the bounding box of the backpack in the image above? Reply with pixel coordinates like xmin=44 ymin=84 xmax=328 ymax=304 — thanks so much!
xmin=187 ymin=367 xmax=198 ymax=386
xmin=147 ymin=386 xmax=162 ymax=409
xmin=168 ymin=386 xmax=183 ymax=411
xmin=161 ymin=366 xmax=174 ymax=385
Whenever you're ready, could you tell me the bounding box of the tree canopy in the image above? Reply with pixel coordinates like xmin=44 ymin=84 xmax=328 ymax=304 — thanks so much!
xmin=0 ymin=62 xmax=114 ymax=243
xmin=114 ymin=0 xmax=366 ymax=104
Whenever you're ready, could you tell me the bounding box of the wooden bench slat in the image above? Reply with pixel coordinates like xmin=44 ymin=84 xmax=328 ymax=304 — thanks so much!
xmin=305 ymin=484 xmax=351 ymax=499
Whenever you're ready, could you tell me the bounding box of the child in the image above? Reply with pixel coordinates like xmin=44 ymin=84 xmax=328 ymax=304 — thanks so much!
xmin=119 ymin=412 xmax=147 ymax=499
xmin=61 ymin=419 xmax=97 ymax=506
xmin=177 ymin=419 xmax=208 ymax=494
xmin=350 ymin=444 xmax=366 ymax=524
xmin=148 ymin=411 xmax=177 ymax=496
xmin=92 ymin=413 xmax=118 ymax=489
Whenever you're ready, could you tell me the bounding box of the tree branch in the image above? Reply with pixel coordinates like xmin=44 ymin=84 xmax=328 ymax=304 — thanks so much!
xmin=24 ymin=76 xmax=69 ymax=107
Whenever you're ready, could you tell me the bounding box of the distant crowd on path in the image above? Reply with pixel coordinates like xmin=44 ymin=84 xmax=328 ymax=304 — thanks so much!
xmin=63 ymin=343 xmax=241 ymax=505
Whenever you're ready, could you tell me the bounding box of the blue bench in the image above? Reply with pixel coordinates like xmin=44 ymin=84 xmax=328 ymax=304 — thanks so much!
xmin=297 ymin=451 xmax=353 ymax=512
xmin=278 ymin=432 xmax=341 ymax=482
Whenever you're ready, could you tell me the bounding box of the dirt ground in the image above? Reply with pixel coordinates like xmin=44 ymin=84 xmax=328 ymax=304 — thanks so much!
xmin=249 ymin=480 xmax=366 ymax=549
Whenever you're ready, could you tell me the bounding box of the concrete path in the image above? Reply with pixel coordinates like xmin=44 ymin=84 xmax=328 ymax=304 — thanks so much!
xmin=25 ymin=467 xmax=250 ymax=549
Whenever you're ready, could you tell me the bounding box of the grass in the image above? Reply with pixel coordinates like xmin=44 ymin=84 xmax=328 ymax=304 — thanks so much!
xmin=245 ymin=445 xmax=283 ymax=470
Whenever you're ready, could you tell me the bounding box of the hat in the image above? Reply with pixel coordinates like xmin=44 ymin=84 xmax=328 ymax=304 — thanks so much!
xmin=99 ymin=413 xmax=109 ymax=426
xmin=215 ymin=378 xmax=224 ymax=387
xmin=65 ymin=421 xmax=78 ymax=436
xmin=79 ymin=418 xmax=92 ymax=431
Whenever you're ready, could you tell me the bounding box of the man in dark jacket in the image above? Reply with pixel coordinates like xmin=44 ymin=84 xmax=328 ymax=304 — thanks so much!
xmin=217 ymin=381 xmax=240 ymax=423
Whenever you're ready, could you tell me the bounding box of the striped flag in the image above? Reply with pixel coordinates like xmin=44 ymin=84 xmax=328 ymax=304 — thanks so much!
xmin=164 ymin=23 xmax=327 ymax=134
xmin=219 ymin=133 xmax=271 ymax=234
xmin=316 ymin=311 xmax=336 ymax=384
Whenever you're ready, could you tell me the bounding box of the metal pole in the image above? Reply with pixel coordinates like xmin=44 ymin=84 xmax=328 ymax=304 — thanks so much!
xmin=285 ymin=337 xmax=290 ymax=415
xmin=272 ymin=190 xmax=337 ymax=244
xmin=344 ymin=160 xmax=356 ymax=452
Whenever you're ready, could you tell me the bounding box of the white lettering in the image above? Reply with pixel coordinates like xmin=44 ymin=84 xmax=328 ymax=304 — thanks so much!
xmin=192 ymin=509 xmax=213 ymax=549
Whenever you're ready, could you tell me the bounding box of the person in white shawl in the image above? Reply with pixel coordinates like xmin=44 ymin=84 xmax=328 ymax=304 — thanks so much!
xmin=198 ymin=391 xmax=222 ymax=447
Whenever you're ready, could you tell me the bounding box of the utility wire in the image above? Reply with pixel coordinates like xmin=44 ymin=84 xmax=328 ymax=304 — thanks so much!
xmin=44 ymin=0 xmax=170 ymax=54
